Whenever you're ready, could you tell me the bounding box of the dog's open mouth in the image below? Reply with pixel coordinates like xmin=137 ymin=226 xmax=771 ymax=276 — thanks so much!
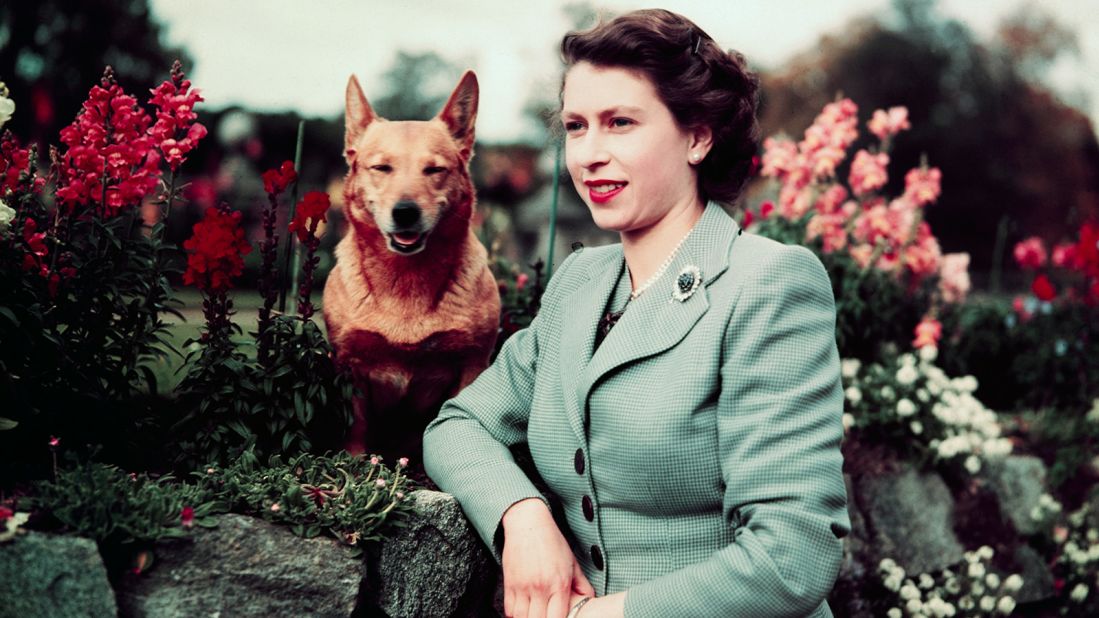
xmin=387 ymin=231 xmax=428 ymax=254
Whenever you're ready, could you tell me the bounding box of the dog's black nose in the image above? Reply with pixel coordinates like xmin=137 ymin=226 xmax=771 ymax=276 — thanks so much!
xmin=392 ymin=201 xmax=422 ymax=228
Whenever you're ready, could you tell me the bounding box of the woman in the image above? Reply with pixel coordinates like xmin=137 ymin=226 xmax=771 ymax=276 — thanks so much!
xmin=423 ymin=9 xmax=849 ymax=618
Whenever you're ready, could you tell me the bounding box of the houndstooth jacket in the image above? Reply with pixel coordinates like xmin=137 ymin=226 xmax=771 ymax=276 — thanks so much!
xmin=423 ymin=201 xmax=850 ymax=618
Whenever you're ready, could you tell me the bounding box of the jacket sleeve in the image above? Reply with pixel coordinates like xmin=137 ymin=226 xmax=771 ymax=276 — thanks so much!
xmin=624 ymin=244 xmax=850 ymax=618
xmin=423 ymin=250 xmax=580 ymax=564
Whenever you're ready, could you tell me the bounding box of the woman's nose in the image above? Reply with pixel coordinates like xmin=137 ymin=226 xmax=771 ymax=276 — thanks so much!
xmin=571 ymin=132 xmax=610 ymax=170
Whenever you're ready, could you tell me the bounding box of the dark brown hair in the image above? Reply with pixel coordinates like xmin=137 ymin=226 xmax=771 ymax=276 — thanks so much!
xmin=560 ymin=9 xmax=760 ymax=205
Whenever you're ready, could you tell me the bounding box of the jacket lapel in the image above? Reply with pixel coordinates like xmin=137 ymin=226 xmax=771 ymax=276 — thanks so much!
xmin=557 ymin=202 xmax=742 ymax=446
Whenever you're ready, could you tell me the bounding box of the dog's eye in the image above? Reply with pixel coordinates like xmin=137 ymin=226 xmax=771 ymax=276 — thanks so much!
xmin=423 ymin=166 xmax=448 ymax=175
xmin=370 ymin=164 xmax=393 ymax=173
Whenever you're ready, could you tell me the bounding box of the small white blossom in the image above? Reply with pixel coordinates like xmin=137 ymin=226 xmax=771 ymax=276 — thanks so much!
xmin=897 ymin=398 xmax=917 ymax=417
xmin=0 ymin=91 xmax=14 ymax=127
xmin=1088 ymin=398 xmax=1099 ymax=424
xmin=964 ymin=455 xmax=981 ymax=474
xmin=881 ymin=385 xmax=896 ymax=401
xmin=842 ymin=413 xmax=855 ymax=432
xmin=919 ymin=345 xmax=938 ymax=363
xmin=944 ymin=577 xmax=961 ymax=594
xmin=905 ymin=598 xmax=923 ymax=614
xmin=919 ymin=573 xmax=936 ymax=589
xmin=985 ymin=573 xmax=1001 ymax=589
xmin=916 ymin=388 xmax=931 ymax=403
xmin=996 ymin=596 xmax=1016 ymax=614
xmin=958 ymin=596 xmax=975 ymax=610
xmin=1003 ymin=574 xmax=1023 ymax=592
xmin=1070 ymin=583 xmax=1089 ymax=602
xmin=883 ymin=572 xmax=904 ymax=592
xmin=910 ymin=420 xmax=924 ymax=435
xmin=900 ymin=583 xmax=921 ymax=600
xmin=896 ymin=364 xmax=919 ymax=386
xmin=845 ymin=386 xmax=862 ymax=405
xmin=886 ymin=608 xmax=902 ymax=618
xmin=978 ymin=545 xmax=995 ymax=560
xmin=979 ymin=595 xmax=996 ymax=611
xmin=0 ymin=199 xmax=14 ymax=232
xmin=841 ymin=358 xmax=861 ymax=379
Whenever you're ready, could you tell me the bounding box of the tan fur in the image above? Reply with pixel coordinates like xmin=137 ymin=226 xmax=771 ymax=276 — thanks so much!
xmin=323 ymin=71 xmax=500 ymax=462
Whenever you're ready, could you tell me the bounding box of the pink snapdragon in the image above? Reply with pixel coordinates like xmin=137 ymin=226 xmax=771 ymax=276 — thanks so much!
xmin=939 ymin=253 xmax=971 ymax=304
xmin=913 ymin=316 xmax=942 ymax=349
xmin=848 ymin=150 xmax=889 ymax=196
xmin=148 ymin=61 xmax=207 ymax=171
xmin=867 ymin=106 xmax=911 ymax=141
xmin=902 ymin=166 xmax=942 ymax=207
xmin=1013 ymin=237 xmax=1047 ymax=271
xmin=806 ymin=212 xmax=849 ymax=253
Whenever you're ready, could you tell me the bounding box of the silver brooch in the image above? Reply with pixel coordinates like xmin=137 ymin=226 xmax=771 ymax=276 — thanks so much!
xmin=671 ymin=265 xmax=702 ymax=302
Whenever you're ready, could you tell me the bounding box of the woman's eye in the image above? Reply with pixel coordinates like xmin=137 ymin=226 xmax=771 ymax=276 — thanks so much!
xmin=564 ymin=121 xmax=584 ymax=133
xmin=370 ymin=164 xmax=393 ymax=173
xmin=610 ymin=117 xmax=633 ymax=128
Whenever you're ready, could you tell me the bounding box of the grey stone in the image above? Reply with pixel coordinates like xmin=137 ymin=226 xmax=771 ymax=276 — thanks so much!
xmin=1012 ymin=543 xmax=1055 ymax=604
xmin=983 ymin=456 xmax=1048 ymax=536
xmin=832 ymin=474 xmax=875 ymax=618
xmin=853 ymin=463 xmax=965 ymax=574
xmin=114 ymin=513 xmax=363 ymax=618
xmin=363 ymin=490 xmax=498 ymax=618
xmin=0 ymin=531 xmax=117 ymax=618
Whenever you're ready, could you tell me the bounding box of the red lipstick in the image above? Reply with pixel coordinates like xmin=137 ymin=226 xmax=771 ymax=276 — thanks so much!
xmin=585 ymin=180 xmax=627 ymax=204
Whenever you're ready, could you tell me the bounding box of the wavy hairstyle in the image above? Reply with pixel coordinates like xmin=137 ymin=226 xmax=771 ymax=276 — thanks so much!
xmin=559 ymin=9 xmax=760 ymax=205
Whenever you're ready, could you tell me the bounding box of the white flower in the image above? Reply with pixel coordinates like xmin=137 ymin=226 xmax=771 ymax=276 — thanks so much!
xmin=944 ymin=577 xmax=961 ymax=594
xmin=897 ymin=398 xmax=917 ymax=417
xmin=979 ymin=595 xmax=996 ymax=611
xmin=919 ymin=345 xmax=938 ymax=363
xmin=919 ymin=573 xmax=936 ymax=589
xmin=896 ymin=364 xmax=919 ymax=386
xmin=905 ymin=598 xmax=923 ymax=614
xmin=968 ymin=561 xmax=986 ymax=579
xmin=0 ymin=199 xmax=15 ymax=232
xmin=842 ymin=413 xmax=855 ymax=432
xmin=1087 ymin=528 xmax=1098 ymax=542
xmin=978 ymin=545 xmax=995 ymax=560
xmin=881 ymin=385 xmax=896 ymax=401
xmin=841 ymin=359 xmax=861 ymax=379
xmin=964 ymin=455 xmax=981 ymax=474
xmin=900 ymin=583 xmax=921 ymax=600
xmin=883 ymin=572 xmax=904 ymax=592
xmin=0 ymin=92 xmax=14 ymax=128
xmin=996 ymin=596 xmax=1016 ymax=614
xmin=916 ymin=388 xmax=930 ymax=403
xmin=910 ymin=421 xmax=924 ymax=435
xmin=886 ymin=609 xmax=902 ymax=618
xmin=879 ymin=558 xmax=897 ymax=572
xmin=1003 ymin=574 xmax=1023 ymax=592
xmin=985 ymin=573 xmax=1001 ymax=589
xmin=845 ymin=386 xmax=862 ymax=405
xmin=958 ymin=596 xmax=975 ymax=610
xmin=1070 ymin=582 xmax=1089 ymax=602
xmin=1088 ymin=398 xmax=1099 ymax=424
xmin=972 ymin=581 xmax=985 ymax=596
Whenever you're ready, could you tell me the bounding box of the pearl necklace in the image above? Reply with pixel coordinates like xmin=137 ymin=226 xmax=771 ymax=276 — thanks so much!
xmin=628 ymin=225 xmax=695 ymax=300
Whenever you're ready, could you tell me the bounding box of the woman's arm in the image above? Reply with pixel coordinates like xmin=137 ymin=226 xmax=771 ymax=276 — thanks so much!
xmin=423 ymin=250 xmax=581 ymax=562
xmin=620 ymin=244 xmax=849 ymax=618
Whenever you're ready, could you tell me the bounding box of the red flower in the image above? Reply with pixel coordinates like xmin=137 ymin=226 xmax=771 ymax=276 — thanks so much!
xmin=148 ymin=61 xmax=206 ymax=171
xmin=1031 ymin=274 xmax=1056 ymax=301
xmin=180 ymin=505 xmax=194 ymax=528
xmin=1013 ymin=236 xmax=1047 ymax=271
xmin=288 ymin=191 xmax=330 ymax=242
xmin=516 ymin=272 xmax=529 ymax=291
xmin=0 ymin=506 xmax=12 ymax=522
xmin=759 ymin=200 xmax=774 ymax=220
xmin=48 ymin=435 xmax=60 ymax=448
xmin=182 ymin=206 xmax=253 ymax=293
xmin=305 ymin=486 xmax=327 ymax=508
xmin=262 ymin=160 xmax=297 ymax=195
xmin=742 ymin=209 xmax=754 ymax=229
xmin=0 ymin=133 xmax=34 ymax=195
xmin=1076 ymin=221 xmax=1099 ymax=279
xmin=912 ymin=316 xmax=942 ymax=349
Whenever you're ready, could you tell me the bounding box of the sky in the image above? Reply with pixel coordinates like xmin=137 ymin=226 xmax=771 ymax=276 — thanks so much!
xmin=148 ymin=0 xmax=1099 ymax=143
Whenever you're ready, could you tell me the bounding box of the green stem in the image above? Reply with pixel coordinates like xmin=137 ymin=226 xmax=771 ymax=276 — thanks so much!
xmin=547 ymin=140 xmax=561 ymax=280
xmin=279 ymin=120 xmax=306 ymax=314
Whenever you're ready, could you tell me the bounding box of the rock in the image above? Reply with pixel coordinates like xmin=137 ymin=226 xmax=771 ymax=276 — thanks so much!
xmin=1012 ymin=543 xmax=1055 ymax=604
xmin=0 ymin=530 xmax=117 ymax=618
xmin=114 ymin=513 xmax=363 ymax=618
xmin=983 ymin=456 xmax=1048 ymax=536
xmin=853 ymin=463 xmax=965 ymax=574
xmin=830 ymin=474 xmax=876 ymax=618
xmin=362 ymin=490 xmax=498 ymax=617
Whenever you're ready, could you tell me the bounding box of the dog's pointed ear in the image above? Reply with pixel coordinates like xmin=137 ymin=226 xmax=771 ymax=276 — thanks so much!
xmin=345 ymin=75 xmax=375 ymax=160
xmin=437 ymin=70 xmax=478 ymax=160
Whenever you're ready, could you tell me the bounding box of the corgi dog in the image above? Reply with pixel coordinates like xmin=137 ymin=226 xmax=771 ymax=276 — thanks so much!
xmin=323 ymin=71 xmax=500 ymax=465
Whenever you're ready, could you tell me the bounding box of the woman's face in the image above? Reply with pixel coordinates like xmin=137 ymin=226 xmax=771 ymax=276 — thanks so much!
xmin=561 ymin=62 xmax=708 ymax=234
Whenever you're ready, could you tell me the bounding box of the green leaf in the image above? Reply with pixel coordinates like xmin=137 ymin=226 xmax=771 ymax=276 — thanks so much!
xmin=0 ymin=417 xmax=18 ymax=430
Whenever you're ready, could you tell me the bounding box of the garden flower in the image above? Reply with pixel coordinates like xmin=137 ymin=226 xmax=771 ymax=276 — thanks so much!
xmin=270 ymin=503 xmax=281 ymax=512
xmin=0 ymin=506 xmax=12 ymax=522
xmin=180 ymin=505 xmax=194 ymax=528
xmin=1031 ymin=274 xmax=1056 ymax=301
xmin=0 ymin=199 xmax=14 ymax=232
xmin=897 ymin=398 xmax=917 ymax=417
xmin=1003 ymin=574 xmax=1023 ymax=593
xmin=964 ymin=455 xmax=981 ymax=474
xmin=903 ymin=166 xmax=942 ymax=206
xmin=262 ymin=160 xmax=297 ymax=195
xmin=1013 ymin=236 xmax=1048 ymax=270
xmin=516 ymin=273 xmax=529 ymax=291
xmin=913 ymin=316 xmax=942 ymax=349
xmin=841 ymin=359 xmax=861 ymax=379
xmin=288 ymin=191 xmax=331 ymax=242
xmin=896 ymin=364 xmax=919 ymax=386
xmin=148 ymin=61 xmax=206 ymax=171
xmin=938 ymin=253 xmax=971 ymax=304
xmin=886 ymin=608 xmax=902 ymax=618
xmin=919 ymin=346 xmax=938 ymax=363
xmin=910 ymin=421 xmax=923 ymax=435
xmin=182 ymin=205 xmax=252 ymax=293
xmin=842 ymin=413 xmax=855 ymax=432
xmin=48 ymin=435 xmax=60 ymax=448
xmin=868 ymin=106 xmax=910 ymax=140
xmin=845 ymin=386 xmax=862 ymax=405
xmin=996 ymin=596 xmax=1015 ymax=614
xmin=805 ymin=212 xmax=848 ymax=253
xmin=848 ymin=149 xmax=889 ymax=196
xmin=398 ymin=457 xmax=409 ymax=468
xmin=370 ymin=456 xmax=380 ymax=465
xmin=979 ymin=596 xmax=996 ymax=612
xmin=1052 ymin=242 xmax=1077 ymax=269
xmin=1070 ymin=583 xmax=1088 ymax=602
xmin=900 ymin=583 xmax=921 ymax=600
xmin=759 ymin=200 xmax=774 ymax=219
xmin=905 ymin=598 xmax=923 ymax=614
xmin=375 ymin=478 xmax=387 ymax=489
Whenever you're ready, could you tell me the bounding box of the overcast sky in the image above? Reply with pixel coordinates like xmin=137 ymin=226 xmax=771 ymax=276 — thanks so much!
xmin=148 ymin=0 xmax=1098 ymax=143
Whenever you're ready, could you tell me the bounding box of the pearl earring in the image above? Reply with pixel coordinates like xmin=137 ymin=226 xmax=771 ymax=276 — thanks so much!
xmin=690 ymin=153 xmax=701 ymax=164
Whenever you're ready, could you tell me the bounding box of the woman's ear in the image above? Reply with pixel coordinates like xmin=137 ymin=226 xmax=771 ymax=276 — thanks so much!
xmin=688 ymin=125 xmax=714 ymax=162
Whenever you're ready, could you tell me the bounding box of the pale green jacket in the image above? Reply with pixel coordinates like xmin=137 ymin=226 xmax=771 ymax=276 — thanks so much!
xmin=423 ymin=202 xmax=850 ymax=617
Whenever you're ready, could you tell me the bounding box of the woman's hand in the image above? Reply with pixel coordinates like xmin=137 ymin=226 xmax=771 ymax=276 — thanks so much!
xmin=570 ymin=592 xmax=626 ymax=617
xmin=502 ymin=498 xmax=595 ymax=617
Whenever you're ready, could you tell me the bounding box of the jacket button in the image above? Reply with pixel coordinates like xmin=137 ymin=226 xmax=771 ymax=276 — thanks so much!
xmin=591 ymin=545 xmax=604 ymax=571
xmin=582 ymin=495 xmax=594 ymax=521
xmin=574 ymin=448 xmax=585 ymax=475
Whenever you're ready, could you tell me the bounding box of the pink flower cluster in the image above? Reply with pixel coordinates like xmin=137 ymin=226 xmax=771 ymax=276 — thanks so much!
xmin=55 ymin=64 xmax=206 ymax=217
xmin=148 ymin=61 xmax=207 ymax=171
xmin=756 ymin=100 xmax=960 ymax=302
xmin=1012 ymin=222 xmax=1099 ymax=307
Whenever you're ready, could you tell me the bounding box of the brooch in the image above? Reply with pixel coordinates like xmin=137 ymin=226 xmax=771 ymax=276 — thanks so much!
xmin=672 ymin=265 xmax=702 ymax=302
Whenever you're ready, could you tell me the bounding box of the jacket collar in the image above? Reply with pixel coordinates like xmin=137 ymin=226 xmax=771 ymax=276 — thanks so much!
xmin=558 ymin=201 xmax=742 ymax=447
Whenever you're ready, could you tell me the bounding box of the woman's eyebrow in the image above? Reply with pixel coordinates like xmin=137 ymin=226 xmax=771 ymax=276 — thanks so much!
xmin=561 ymin=106 xmax=645 ymax=120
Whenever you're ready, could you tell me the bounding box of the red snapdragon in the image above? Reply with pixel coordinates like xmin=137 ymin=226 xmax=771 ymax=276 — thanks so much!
xmin=1013 ymin=237 xmax=1048 ymax=271
xmin=148 ymin=61 xmax=207 ymax=171
xmin=288 ymin=191 xmax=330 ymax=242
xmin=262 ymin=160 xmax=297 ymax=196
xmin=182 ymin=205 xmax=252 ymax=293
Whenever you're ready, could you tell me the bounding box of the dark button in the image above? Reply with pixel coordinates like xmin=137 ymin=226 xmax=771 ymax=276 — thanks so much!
xmin=582 ymin=495 xmax=594 ymax=521
xmin=574 ymin=448 xmax=585 ymax=475
xmin=591 ymin=545 xmax=604 ymax=571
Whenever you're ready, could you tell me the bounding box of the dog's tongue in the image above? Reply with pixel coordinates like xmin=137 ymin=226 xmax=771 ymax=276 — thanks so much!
xmin=393 ymin=232 xmax=420 ymax=246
